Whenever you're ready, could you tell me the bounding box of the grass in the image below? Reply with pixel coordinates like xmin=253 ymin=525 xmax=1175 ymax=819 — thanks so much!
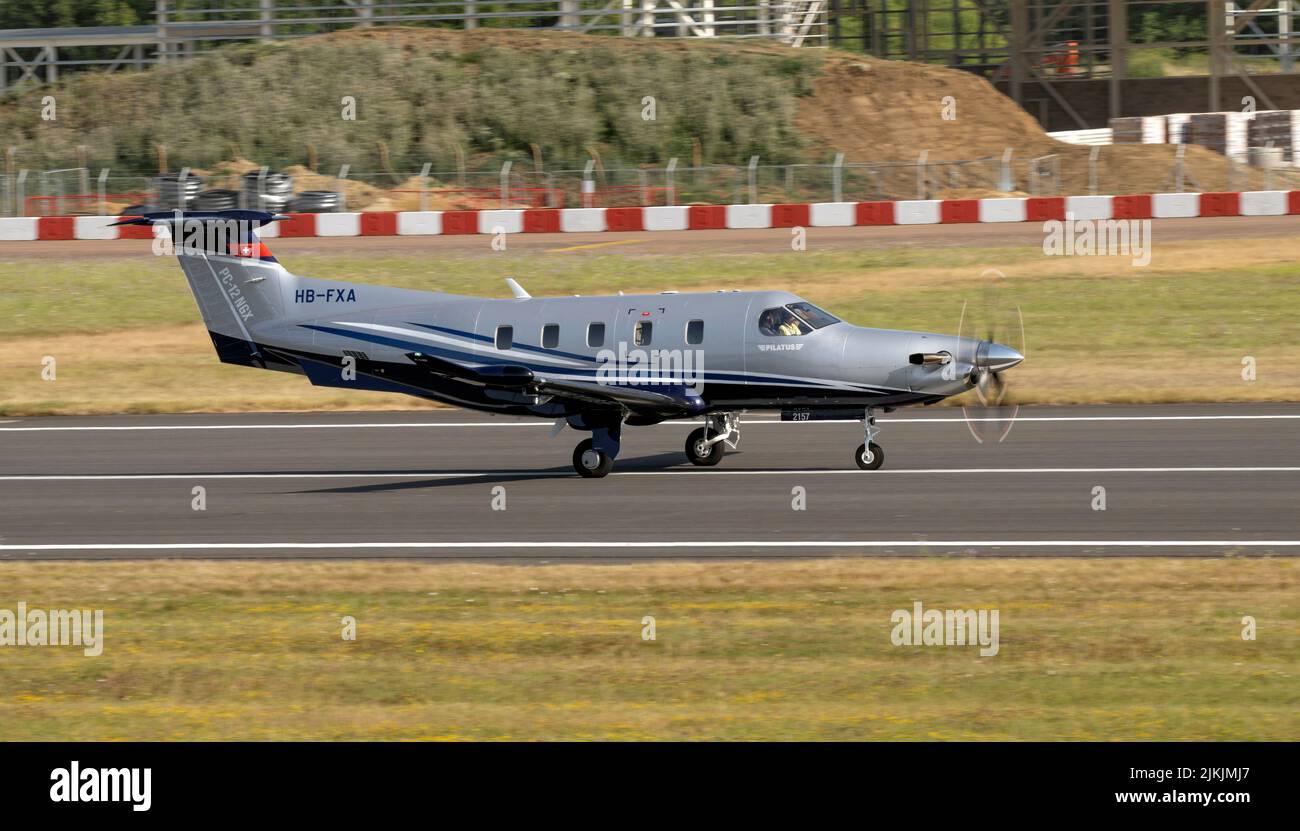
xmin=2 ymin=235 xmax=1298 ymax=414
xmin=0 ymin=558 xmax=1294 ymax=741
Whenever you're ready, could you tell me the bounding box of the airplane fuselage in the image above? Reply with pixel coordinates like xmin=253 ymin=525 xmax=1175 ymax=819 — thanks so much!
xmin=245 ymin=280 xmax=983 ymax=419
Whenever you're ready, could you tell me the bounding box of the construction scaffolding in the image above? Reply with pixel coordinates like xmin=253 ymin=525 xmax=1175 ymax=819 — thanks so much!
xmin=0 ymin=0 xmax=829 ymax=91
xmin=827 ymin=1 xmax=1300 ymax=128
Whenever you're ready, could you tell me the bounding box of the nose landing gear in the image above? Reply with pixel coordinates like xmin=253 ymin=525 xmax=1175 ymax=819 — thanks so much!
xmin=854 ymin=407 xmax=885 ymax=470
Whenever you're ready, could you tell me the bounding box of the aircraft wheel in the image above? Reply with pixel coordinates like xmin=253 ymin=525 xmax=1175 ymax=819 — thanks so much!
xmin=685 ymin=427 xmax=725 ymax=466
xmin=573 ymin=438 xmax=614 ymax=478
xmin=854 ymin=442 xmax=884 ymax=471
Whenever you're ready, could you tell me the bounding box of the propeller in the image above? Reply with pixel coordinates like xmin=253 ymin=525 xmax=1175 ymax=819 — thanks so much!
xmin=955 ymin=270 xmax=1026 ymax=444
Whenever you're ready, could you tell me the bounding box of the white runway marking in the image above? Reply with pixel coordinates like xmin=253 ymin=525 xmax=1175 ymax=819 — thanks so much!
xmin=1 ymin=466 xmax=1296 ymax=482
xmin=1 ymin=540 xmax=1296 ymax=552
xmin=0 ymin=414 xmax=1297 ymax=432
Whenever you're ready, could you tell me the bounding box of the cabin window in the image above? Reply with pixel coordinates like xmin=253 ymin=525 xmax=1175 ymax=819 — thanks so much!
xmin=587 ymin=322 xmax=605 ymax=348
xmin=686 ymin=319 xmax=704 ymax=345
xmin=495 ymin=325 xmax=513 ymax=350
xmin=542 ymin=324 xmax=559 ymax=349
xmin=633 ymin=320 xmax=653 ymax=346
xmin=758 ymin=307 xmax=810 ymax=337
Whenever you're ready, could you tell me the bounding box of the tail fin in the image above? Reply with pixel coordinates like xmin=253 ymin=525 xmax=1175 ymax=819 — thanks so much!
xmin=114 ymin=210 xmax=288 ymax=368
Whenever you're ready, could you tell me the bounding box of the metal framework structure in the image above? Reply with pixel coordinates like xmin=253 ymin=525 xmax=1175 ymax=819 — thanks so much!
xmin=829 ymin=0 xmax=1299 ymax=128
xmin=0 ymin=0 xmax=828 ymax=90
xmin=4 ymin=1 xmax=1296 ymax=128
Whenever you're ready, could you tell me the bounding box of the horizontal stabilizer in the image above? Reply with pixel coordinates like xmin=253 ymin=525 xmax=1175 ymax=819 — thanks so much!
xmin=110 ymin=210 xmax=287 ymax=227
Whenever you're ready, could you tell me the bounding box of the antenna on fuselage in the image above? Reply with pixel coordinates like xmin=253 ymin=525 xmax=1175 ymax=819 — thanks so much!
xmin=505 ymin=277 xmax=531 ymax=299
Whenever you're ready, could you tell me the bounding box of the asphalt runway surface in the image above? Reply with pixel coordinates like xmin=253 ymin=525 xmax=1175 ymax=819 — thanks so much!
xmin=0 ymin=215 xmax=1295 ymax=260
xmin=1 ymin=404 xmax=1297 ymax=560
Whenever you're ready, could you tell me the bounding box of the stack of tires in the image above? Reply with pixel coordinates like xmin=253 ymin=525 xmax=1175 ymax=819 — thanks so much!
xmin=288 ymin=190 xmax=342 ymax=213
xmin=152 ymin=174 xmax=204 ymax=211
xmin=241 ymin=171 xmax=293 ymax=213
xmin=193 ymin=189 xmax=240 ymax=211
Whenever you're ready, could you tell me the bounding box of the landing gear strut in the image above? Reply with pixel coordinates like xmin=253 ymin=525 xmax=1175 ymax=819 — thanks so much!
xmin=572 ymin=422 xmax=621 ymax=478
xmin=854 ymin=407 xmax=884 ymax=471
xmin=685 ymin=412 xmax=740 ymax=466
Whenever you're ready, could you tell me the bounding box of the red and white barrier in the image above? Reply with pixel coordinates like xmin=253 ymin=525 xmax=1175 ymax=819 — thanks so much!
xmin=8 ymin=191 xmax=1298 ymax=241
xmin=0 ymin=217 xmax=39 ymax=240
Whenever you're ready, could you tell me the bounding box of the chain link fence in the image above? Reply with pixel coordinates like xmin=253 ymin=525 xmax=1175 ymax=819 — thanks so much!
xmin=5 ymin=152 xmax=1300 ymax=216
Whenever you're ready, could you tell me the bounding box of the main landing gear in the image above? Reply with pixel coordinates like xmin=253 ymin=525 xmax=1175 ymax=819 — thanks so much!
xmin=572 ymin=422 xmax=621 ymax=478
xmin=685 ymin=412 xmax=740 ymax=467
xmin=854 ymin=407 xmax=885 ymax=470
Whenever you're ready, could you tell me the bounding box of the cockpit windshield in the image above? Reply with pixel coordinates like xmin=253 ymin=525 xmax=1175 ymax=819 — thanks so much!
xmin=785 ymin=302 xmax=840 ymax=329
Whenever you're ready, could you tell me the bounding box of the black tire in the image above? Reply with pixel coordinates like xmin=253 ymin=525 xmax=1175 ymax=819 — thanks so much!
xmin=685 ymin=427 xmax=725 ymax=466
xmin=572 ymin=438 xmax=614 ymax=478
xmin=854 ymin=442 xmax=884 ymax=471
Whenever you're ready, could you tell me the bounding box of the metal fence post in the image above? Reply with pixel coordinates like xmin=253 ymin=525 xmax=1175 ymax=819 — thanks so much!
xmin=832 ymin=152 xmax=844 ymax=202
xmin=665 ymin=158 xmax=677 ymax=206
xmin=998 ymin=147 xmax=1013 ymax=192
xmin=1088 ymin=146 xmax=1100 ymax=195
xmin=3 ymin=148 xmax=13 ymax=216
xmin=419 ymin=162 xmax=431 ymax=212
xmin=500 ymin=160 xmax=512 ymax=208
xmin=747 ymin=155 xmax=759 ymax=204
xmin=543 ymin=173 xmax=559 ymax=208
xmin=17 ymin=169 xmax=27 ymax=216
xmin=916 ymin=150 xmax=928 ymax=199
xmin=1174 ymin=144 xmax=1185 ymax=193
xmin=582 ymin=159 xmax=595 ymax=208
xmin=337 ymin=164 xmax=349 ymax=212
xmin=256 ymin=165 xmax=268 ymax=212
xmin=98 ymin=168 xmax=109 ymax=215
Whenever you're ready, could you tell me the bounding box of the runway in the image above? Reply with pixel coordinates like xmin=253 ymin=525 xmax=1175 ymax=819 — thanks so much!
xmin=0 ymin=215 xmax=1295 ymax=260
xmin=1 ymin=403 xmax=1297 ymax=560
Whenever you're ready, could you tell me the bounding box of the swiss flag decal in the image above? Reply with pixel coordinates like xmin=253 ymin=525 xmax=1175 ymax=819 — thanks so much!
xmin=228 ymin=241 xmax=271 ymax=259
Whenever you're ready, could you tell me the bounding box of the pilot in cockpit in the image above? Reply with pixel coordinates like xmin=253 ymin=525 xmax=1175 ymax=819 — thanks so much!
xmin=760 ymin=308 xmax=805 ymax=337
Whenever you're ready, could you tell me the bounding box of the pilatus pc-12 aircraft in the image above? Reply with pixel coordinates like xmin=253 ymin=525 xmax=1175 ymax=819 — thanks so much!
xmin=117 ymin=210 xmax=1024 ymax=477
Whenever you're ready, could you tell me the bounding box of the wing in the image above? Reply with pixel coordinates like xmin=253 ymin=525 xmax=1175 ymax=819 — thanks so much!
xmin=405 ymin=352 xmax=704 ymax=418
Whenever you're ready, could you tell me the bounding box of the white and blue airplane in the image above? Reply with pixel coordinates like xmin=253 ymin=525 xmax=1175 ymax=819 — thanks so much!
xmin=116 ymin=210 xmax=1023 ymax=477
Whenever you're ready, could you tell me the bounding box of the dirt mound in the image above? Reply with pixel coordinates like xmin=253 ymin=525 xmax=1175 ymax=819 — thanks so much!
xmin=279 ymin=165 xmax=384 ymax=209
xmin=797 ymin=51 xmax=1271 ymax=194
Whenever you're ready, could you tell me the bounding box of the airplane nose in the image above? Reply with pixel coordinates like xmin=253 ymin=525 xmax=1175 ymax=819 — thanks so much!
xmin=976 ymin=341 xmax=1024 ymax=372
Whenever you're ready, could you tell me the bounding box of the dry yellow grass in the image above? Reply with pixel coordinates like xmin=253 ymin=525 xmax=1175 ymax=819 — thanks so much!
xmin=0 ymin=558 xmax=1294 ymax=740
xmin=0 ymin=324 xmax=427 ymax=414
